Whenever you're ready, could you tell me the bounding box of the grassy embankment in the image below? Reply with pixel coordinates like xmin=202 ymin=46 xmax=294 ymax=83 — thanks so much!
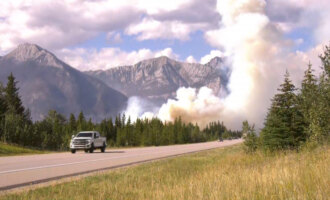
xmin=1 ymin=144 xmax=329 ymax=200
xmin=0 ymin=142 xmax=45 ymax=156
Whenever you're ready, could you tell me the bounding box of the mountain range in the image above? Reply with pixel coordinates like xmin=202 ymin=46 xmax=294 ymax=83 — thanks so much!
xmin=86 ymin=55 xmax=229 ymax=105
xmin=0 ymin=43 xmax=228 ymax=121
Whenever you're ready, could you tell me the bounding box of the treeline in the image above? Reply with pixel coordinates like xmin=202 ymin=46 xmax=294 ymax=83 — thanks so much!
xmin=244 ymin=45 xmax=330 ymax=152
xmin=0 ymin=74 xmax=240 ymax=150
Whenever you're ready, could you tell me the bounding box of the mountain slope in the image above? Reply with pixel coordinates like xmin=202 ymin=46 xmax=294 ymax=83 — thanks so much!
xmin=86 ymin=56 xmax=229 ymax=104
xmin=0 ymin=43 xmax=127 ymax=121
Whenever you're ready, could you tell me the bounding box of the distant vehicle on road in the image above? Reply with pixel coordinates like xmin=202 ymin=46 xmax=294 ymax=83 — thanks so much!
xmin=70 ymin=131 xmax=106 ymax=153
xmin=219 ymin=137 xmax=223 ymax=142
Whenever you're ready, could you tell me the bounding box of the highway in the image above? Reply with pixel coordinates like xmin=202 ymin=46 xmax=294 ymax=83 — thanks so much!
xmin=0 ymin=139 xmax=242 ymax=190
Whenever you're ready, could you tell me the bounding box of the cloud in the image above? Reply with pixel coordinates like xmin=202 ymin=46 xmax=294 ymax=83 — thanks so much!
xmin=0 ymin=0 xmax=220 ymax=54
xmin=266 ymin=0 xmax=330 ymax=44
xmin=200 ymin=50 xmax=224 ymax=64
xmin=125 ymin=0 xmax=220 ymax=41
xmin=106 ymin=32 xmax=123 ymax=44
xmin=57 ymin=47 xmax=179 ymax=71
xmin=0 ymin=0 xmax=143 ymax=52
xmin=125 ymin=17 xmax=209 ymax=41
xmin=186 ymin=55 xmax=197 ymax=63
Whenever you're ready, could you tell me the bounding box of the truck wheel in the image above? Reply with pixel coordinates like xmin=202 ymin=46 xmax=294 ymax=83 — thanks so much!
xmin=89 ymin=143 xmax=94 ymax=153
xmin=101 ymin=142 xmax=106 ymax=153
xmin=84 ymin=150 xmax=89 ymax=153
xmin=71 ymin=149 xmax=76 ymax=154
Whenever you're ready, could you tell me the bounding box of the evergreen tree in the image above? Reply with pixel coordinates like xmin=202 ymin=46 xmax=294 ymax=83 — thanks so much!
xmin=87 ymin=118 xmax=93 ymax=130
xmin=107 ymin=117 xmax=116 ymax=144
xmin=0 ymin=82 xmax=6 ymax=140
xmin=299 ymin=63 xmax=318 ymax=138
xmin=242 ymin=120 xmax=258 ymax=153
xmin=320 ymin=44 xmax=330 ymax=77
xmin=69 ymin=113 xmax=77 ymax=133
xmin=0 ymin=82 xmax=7 ymax=116
xmin=311 ymin=45 xmax=330 ymax=143
xmin=4 ymin=73 xmax=25 ymax=116
xmin=2 ymin=74 xmax=30 ymax=143
xmin=261 ymin=71 xmax=305 ymax=151
xmin=77 ymin=111 xmax=86 ymax=131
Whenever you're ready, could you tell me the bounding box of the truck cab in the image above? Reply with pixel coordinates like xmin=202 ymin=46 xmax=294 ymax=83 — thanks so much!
xmin=70 ymin=131 xmax=107 ymax=153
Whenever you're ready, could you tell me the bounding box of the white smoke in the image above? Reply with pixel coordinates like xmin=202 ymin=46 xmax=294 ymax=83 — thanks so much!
xmin=123 ymin=96 xmax=159 ymax=122
xmin=124 ymin=0 xmax=327 ymax=130
xmin=157 ymin=87 xmax=224 ymax=128
xmin=150 ymin=0 xmax=286 ymax=129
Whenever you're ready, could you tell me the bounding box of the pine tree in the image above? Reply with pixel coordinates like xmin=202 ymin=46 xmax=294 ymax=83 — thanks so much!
xmin=5 ymin=73 xmax=25 ymax=116
xmin=320 ymin=44 xmax=330 ymax=77
xmin=0 ymin=82 xmax=6 ymax=140
xmin=299 ymin=63 xmax=318 ymax=138
xmin=107 ymin=117 xmax=115 ymax=144
xmin=312 ymin=45 xmax=330 ymax=143
xmin=242 ymin=120 xmax=258 ymax=153
xmin=0 ymin=82 xmax=7 ymax=116
xmin=261 ymin=71 xmax=305 ymax=151
xmin=69 ymin=113 xmax=77 ymax=133
xmin=125 ymin=116 xmax=132 ymax=145
xmin=87 ymin=118 xmax=93 ymax=130
xmin=2 ymin=74 xmax=30 ymax=143
xmin=77 ymin=111 xmax=86 ymax=131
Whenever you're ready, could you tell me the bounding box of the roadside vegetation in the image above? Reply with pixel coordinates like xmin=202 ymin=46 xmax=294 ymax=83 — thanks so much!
xmin=1 ymin=144 xmax=328 ymax=200
xmin=0 ymin=142 xmax=44 ymax=156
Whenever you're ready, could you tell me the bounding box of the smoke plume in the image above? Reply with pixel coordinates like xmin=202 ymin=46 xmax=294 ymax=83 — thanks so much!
xmin=145 ymin=0 xmax=286 ymax=129
xmin=125 ymin=0 xmax=326 ymax=130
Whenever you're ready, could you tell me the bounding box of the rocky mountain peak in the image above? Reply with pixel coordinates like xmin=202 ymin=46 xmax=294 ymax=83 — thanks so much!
xmin=4 ymin=43 xmax=64 ymax=69
xmin=87 ymin=54 xmax=227 ymax=106
xmin=207 ymin=56 xmax=222 ymax=66
xmin=136 ymin=56 xmax=173 ymax=67
xmin=0 ymin=43 xmax=128 ymax=121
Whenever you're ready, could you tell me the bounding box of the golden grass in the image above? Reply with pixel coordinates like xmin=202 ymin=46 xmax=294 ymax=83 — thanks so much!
xmin=2 ymin=145 xmax=329 ymax=200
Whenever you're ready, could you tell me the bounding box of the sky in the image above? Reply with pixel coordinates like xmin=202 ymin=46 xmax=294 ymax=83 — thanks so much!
xmin=0 ymin=0 xmax=329 ymax=128
xmin=0 ymin=0 xmax=328 ymax=71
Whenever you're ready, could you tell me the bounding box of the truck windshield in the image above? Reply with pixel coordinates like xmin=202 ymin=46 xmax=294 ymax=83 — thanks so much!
xmin=76 ymin=133 xmax=93 ymax=138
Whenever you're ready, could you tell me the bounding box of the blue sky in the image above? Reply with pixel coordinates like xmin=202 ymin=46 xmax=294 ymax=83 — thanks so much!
xmin=74 ymin=31 xmax=214 ymax=61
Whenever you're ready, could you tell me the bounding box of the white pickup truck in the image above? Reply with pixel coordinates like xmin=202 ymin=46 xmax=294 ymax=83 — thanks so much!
xmin=70 ymin=131 xmax=107 ymax=153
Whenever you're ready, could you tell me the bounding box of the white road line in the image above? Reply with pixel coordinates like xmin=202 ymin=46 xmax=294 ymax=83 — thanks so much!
xmin=0 ymin=144 xmax=221 ymax=175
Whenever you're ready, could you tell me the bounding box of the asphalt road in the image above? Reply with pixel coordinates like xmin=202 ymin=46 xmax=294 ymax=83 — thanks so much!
xmin=0 ymin=139 xmax=242 ymax=190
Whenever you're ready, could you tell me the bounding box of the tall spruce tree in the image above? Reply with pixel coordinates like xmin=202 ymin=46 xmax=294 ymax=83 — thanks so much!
xmin=242 ymin=120 xmax=258 ymax=153
xmin=0 ymin=82 xmax=6 ymax=116
xmin=261 ymin=71 xmax=305 ymax=150
xmin=69 ymin=113 xmax=77 ymax=133
xmin=299 ymin=63 xmax=317 ymax=138
xmin=77 ymin=111 xmax=86 ymax=131
xmin=0 ymin=83 xmax=6 ymax=140
xmin=5 ymin=73 xmax=25 ymax=116
xmin=313 ymin=45 xmax=330 ymax=142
